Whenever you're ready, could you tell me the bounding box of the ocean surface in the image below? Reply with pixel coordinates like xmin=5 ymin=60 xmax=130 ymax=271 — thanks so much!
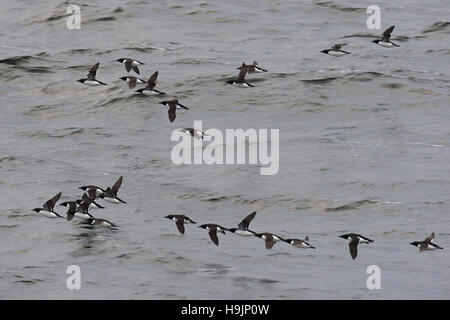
xmin=0 ymin=0 xmax=449 ymax=299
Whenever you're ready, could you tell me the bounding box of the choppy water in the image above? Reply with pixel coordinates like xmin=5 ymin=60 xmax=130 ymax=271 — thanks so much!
xmin=0 ymin=0 xmax=449 ymax=299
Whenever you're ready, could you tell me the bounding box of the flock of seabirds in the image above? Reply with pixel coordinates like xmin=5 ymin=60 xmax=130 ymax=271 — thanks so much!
xmin=33 ymin=26 xmax=444 ymax=260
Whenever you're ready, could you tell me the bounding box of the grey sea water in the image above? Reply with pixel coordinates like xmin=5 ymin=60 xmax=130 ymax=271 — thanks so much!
xmin=0 ymin=0 xmax=449 ymax=299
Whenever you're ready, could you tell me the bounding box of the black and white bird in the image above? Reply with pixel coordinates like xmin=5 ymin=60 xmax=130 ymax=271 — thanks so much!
xmin=180 ymin=128 xmax=207 ymax=139
xmin=372 ymin=25 xmax=399 ymax=47
xmin=135 ymin=71 xmax=165 ymax=94
xmin=226 ymin=211 xmax=258 ymax=237
xmin=165 ymin=215 xmax=196 ymax=234
xmin=77 ymin=189 xmax=105 ymax=209
xmin=32 ymin=192 xmax=63 ymax=218
xmin=198 ymin=224 xmax=227 ymax=246
xmin=79 ymin=177 xmax=126 ymax=204
xmin=283 ymin=236 xmax=315 ymax=249
xmin=77 ymin=63 xmax=107 ymax=86
xmin=410 ymin=232 xmax=443 ymax=252
xmin=60 ymin=189 xmax=104 ymax=211
xmin=339 ymin=233 xmax=374 ymax=260
xmin=78 ymin=185 xmax=105 ymax=198
xmin=256 ymin=232 xmax=286 ymax=249
xmin=237 ymin=61 xmax=268 ymax=73
xmin=321 ymin=43 xmax=351 ymax=56
xmin=226 ymin=62 xmax=254 ymax=87
xmin=60 ymin=199 xmax=95 ymax=220
xmin=59 ymin=200 xmax=78 ymax=209
xmin=116 ymin=58 xmax=145 ymax=74
xmin=160 ymin=99 xmax=189 ymax=123
xmin=119 ymin=76 xmax=147 ymax=89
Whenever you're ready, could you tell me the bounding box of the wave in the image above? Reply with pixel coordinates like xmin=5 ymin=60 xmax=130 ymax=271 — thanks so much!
xmin=21 ymin=128 xmax=85 ymax=139
xmin=422 ymin=21 xmax=450 ymax=34
xmin=315 ymin=1 xmax=366 ymax=12
xmin=0 ymin=53 xmax=47 ymax=66
xmin=325 ymin=199 xmax=378 ymax=212
xmin=301 ymin=76 xmax=341 ymax=84
xmin=124 ymin=45 xmax=169 ymax=52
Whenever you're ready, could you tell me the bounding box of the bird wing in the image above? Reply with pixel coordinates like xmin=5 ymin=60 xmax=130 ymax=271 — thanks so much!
xmin=148 ymin=71 xmax=159 ymax=85
xmin=265 ymin=235 xmax=274 ymax=249
xmin=208 ymin=228 xmax=219 ymax=246
xmin=424 ymin=232 xmax=435 ymax=243
xmin=128 ymin=77 xmax=137 ymax=89
xmin=175 ymin=220 xmax=185 ymax=234
xmin=43 ymin=192 xmax=62 ymax=211
xmin=238 ymin=211 xmax=257 ymax=230
xmin=168 ymin=108 xmax=176 ymax=123
xmin=124 ymin=60 xmax=132 ymax=72
xmin=111 ymin=176 xmax=123 ymax=196
xmin=236 ymin=62 xmax=247 ymax=82
xmin=382 ymin=26 xmax=395 ymax=40
xmin=66 ymin=202 xmax=76 ymax=221
xmin=67 ymin=202 xmax=77 ymax=214
xmin=349 ymin=241 xmax=358 ymax=259
xmin=88 ymin=63 xmax=99 ymax=79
